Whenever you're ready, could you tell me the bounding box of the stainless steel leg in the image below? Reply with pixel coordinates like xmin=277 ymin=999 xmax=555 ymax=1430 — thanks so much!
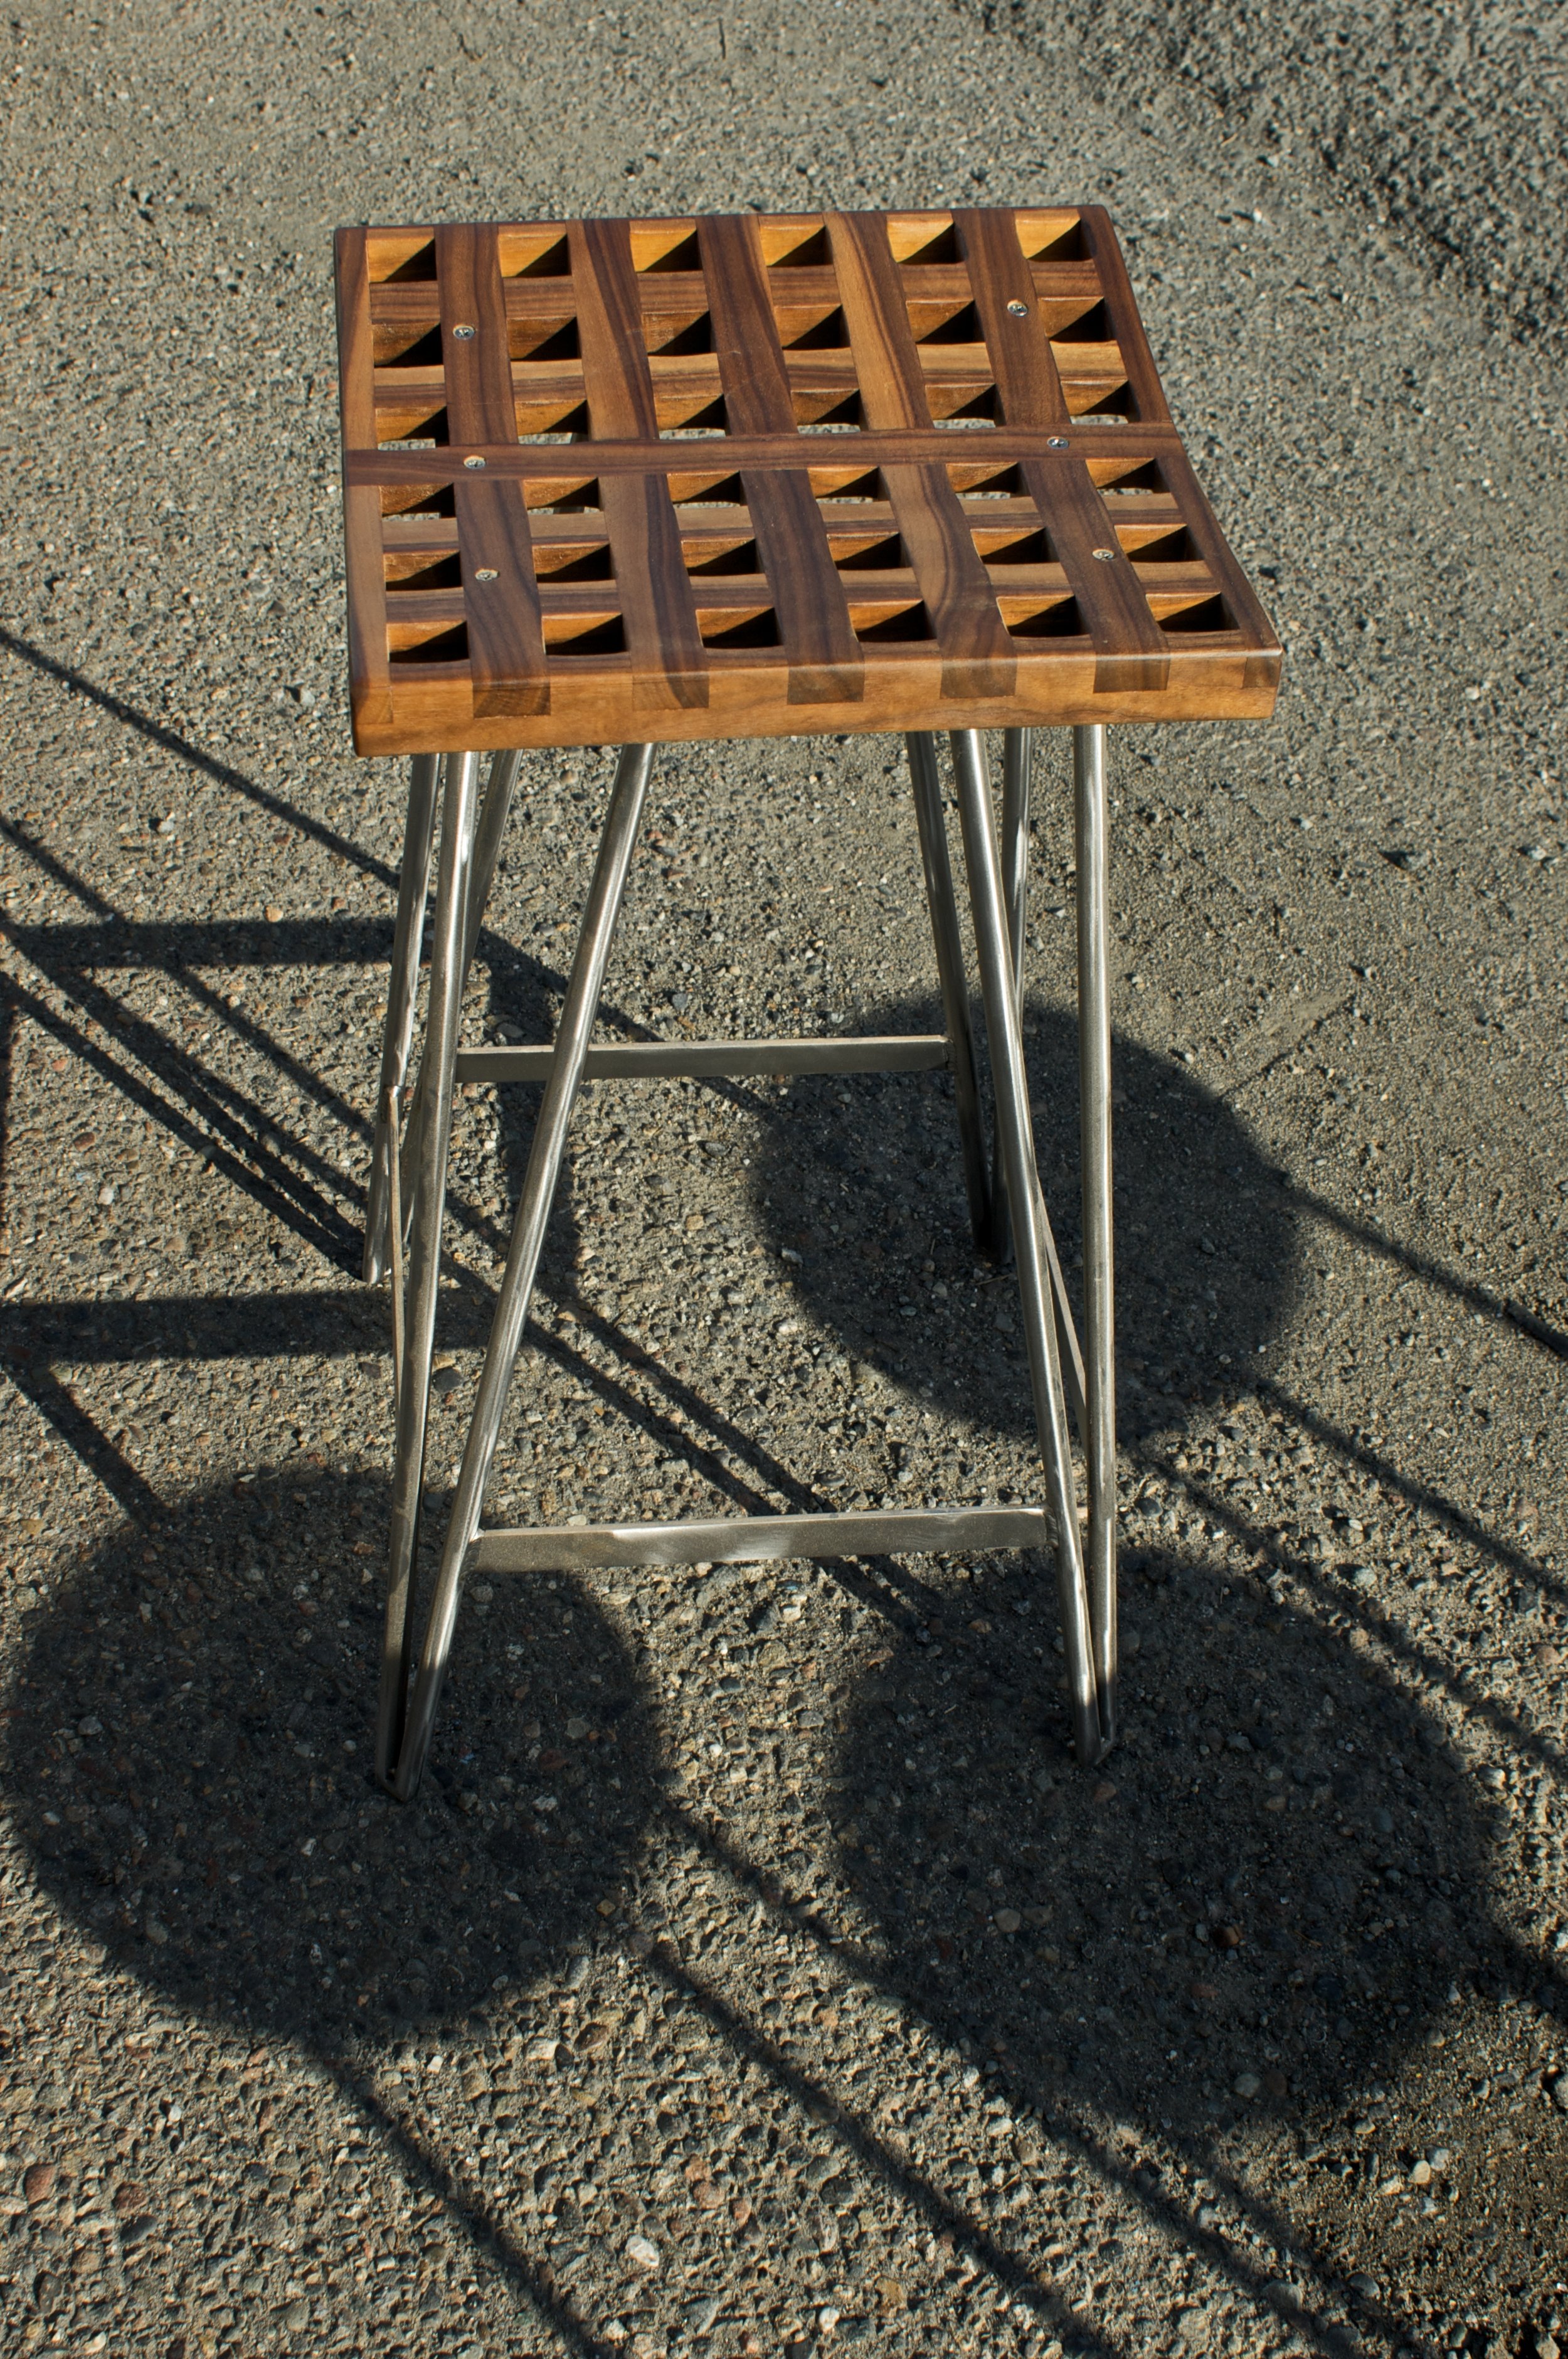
xmin=990 ymin=727 xmax=1034 ymax=1262
xmin=398 ymin=747 xmax=524 ymax=1257
xmin=388 ymin=742 xmax=657 ymax=1801
xmin=948 ymin=728 xmax=1103 ymax=1765
xmin=1075 ymin=723 xmax=1118 ymax=1744
xmin=375 ymin=751 xmax=481 ymax=1789
xmin=906 ymin=730 xmax=993 ymax=1252
xmin=1001 ymin=727 xmax=1032 ymax=1001
xmin=364 ymin=753 xmax=440 ymax=1283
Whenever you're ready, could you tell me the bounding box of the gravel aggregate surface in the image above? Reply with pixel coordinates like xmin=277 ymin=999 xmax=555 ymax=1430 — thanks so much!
xmin=1 ymin=4 xmax=1565 ymax=2357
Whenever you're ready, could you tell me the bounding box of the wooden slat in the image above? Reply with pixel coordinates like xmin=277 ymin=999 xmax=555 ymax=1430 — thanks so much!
xmin=349 ymin=423 xmax=1185 ymax=489
xmin=823 ymin=210 xmax=933 ymax=432
xmin=1074 ymin=206 xmax=1171 ymax=425
xmin=333 ymin=233 xmax=393 ymax=735
xmin=697 ymin=213 xmax=862 ymax=706
xmin=568 ymin=216 xmax=661 ymax=440
xmin=953 ymin=206 xmax=1071 ymax=427
xmin=432 ymin=225 xmax=549 ymax=718
xmin=433 ymin=225 xmax=521 ymax=444
xmin=453 ymin=476 xmax=549 ymax=718
xmin=1024 ymin=455 xmax=1169 ymax=694
xmin=569 ymin=217 xmax=708 ymax=712
xmin=828 ymin=212 xmax=1014 ymax=700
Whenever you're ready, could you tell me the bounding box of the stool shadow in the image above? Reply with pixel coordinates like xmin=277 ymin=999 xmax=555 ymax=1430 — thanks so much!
xmin=1 ymin=1473 xmax=663 ymax=2038
xmin=826 ymin=1543 xmax=1565 ymax=2338
xmin=747 ymin=994 xmax=1298 ymax=1443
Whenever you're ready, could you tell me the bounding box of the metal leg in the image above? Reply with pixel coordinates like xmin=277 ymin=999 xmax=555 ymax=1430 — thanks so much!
xmin=397 ymin=747 xmax=525 ymax=1257
xmin=364 ymin=753 xmax=440 ymax=1283
xmin=906 ymin=730 xmax=993 ymax=1253
xmin=989 ymin=727 xmax=1034 ymax=1262
xmin=375 ymin=752 xmax=481 ymax=1789
xmin=948 ymin=728 xmax=1104 ymax=1765
xmin=386 ymin=742 xmax=657 ymax=1801
xmin=1074 ymin=723 xmax=1118 ymax=1744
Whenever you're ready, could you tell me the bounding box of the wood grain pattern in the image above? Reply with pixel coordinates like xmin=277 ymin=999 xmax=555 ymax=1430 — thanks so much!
xmin=569 ymin=217 xmax=708 ymax=711
xmin=953 ymin=206 xmax=1071 ymax=429
xmin=698 ymin=212 xmax=862 ymax=705
xmin=334 ymin=205 xmax=1281 ymax=752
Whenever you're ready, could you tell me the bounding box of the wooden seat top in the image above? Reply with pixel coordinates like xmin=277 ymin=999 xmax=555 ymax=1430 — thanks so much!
xmin=334 ymin=206 xmax=1280 ymax=757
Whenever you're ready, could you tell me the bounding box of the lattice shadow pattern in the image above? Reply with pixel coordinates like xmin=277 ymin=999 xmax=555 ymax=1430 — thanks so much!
xmin=336 ymin=208 xmax=1280 ymax=753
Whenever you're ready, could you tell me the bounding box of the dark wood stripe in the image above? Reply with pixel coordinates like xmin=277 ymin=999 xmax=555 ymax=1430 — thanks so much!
xmin=1024 ymin=455 xmax=1168 ymax=693
xmin=696 ymin=213 xmax=798 ymax=435
xmin=568 ymin=216 xmax=661 ymax=440
xmin=600 ymin=474 xmax=709 ymax=711
xmin=695 ymin=210 xmax=861 ymax=702
xmin=453 ymin=477 xmax=549 ymax=718
xmin=953 ymin=207 xmax=1071 ymax=428
xmin=739 ymin=468 xmax=864 ymax=703
xmin=1074 ymin=206 xmax=1171 ymax=425
xmin=827 ymin=215 xmax=1014 ymax=698
xmin=433 ymin=225 xmax=520 ymax=445
xmin=882 ymin=464 xmax=1015 ymax=701
xmin=566 ymin=219 xmax=707 ymax=708
xmin=825 ymin=210 xmax=933 ymax=431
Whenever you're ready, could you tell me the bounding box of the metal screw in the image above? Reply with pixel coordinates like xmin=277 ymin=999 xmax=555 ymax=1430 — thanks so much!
xmin=1091 ymin=546 xmax=1118 ymax=561
xmin=452 ymin=324 xmax=476 ymax=340
xmin=1007 ymin=298 xmax=1029 ymax=317
xmin=474 ymin=567 xmax=498 ymax=582
xmin=464 ymin=455 xmax=486 ymax=469
xmin=1046 ymin=435 xmax=1068 ymax=448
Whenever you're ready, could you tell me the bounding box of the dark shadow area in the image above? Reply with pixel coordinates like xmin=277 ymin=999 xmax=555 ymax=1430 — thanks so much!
xmin=829 ymin=1540 xmax=1552 ymax=2132
xmin=1 ymin=1472 xmax=664 ymax=2045
xmin=748 ymin=993 xmax=1298 ymax=1443
xmin=828 ymin=1543 xmax=1567 ymax=2345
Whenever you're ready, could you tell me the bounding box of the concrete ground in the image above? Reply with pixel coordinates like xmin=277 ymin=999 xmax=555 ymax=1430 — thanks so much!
xmin=0 ymin=4 xmax=1565 ymax=2357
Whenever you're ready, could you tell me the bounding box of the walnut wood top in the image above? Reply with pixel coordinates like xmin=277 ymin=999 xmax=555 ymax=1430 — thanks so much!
xmin=334 ymin=208 xmax=1281 ymax=755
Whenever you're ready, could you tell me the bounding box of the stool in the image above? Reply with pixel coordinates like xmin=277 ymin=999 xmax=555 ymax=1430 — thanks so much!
xmin=332 ymin=205 xmax=1280 ymax=1802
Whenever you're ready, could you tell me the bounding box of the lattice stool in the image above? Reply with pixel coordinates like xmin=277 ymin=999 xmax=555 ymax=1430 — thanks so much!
xmin=333 ymin=205 xmax=1280 ymax=1801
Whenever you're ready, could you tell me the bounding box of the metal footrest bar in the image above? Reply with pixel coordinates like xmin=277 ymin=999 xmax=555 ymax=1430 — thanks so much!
xmin=454 ymin=1034 xmax=950 ymax=1085
xmin=469 ymin=1506 xmax=1051 ymax=1577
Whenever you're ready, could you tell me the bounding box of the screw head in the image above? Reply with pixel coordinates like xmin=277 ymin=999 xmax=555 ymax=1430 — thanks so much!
xmin=1091 ymin=546 xmax=1118 ymax=562
xmin=1006 ymin=298 xmax=1029 ymax=317
xmin=463 ymin=455 xmax=487 ymax=469
xmin=1046 ymin=435 xmax=1069 ymax=448
xmin=452 ymin=324 xmax=476 ymax=340
xmin=474 ymin=567 xmax=498 ymax=582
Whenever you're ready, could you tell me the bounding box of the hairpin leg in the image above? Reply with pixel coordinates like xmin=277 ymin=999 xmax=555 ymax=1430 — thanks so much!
xmin=1075 ymin=722 xmax=1118 ymax=1745
xmin=375 ymin=751 xmax=480 ymax=1789
xmin=385 ymin=742 xmax=657 ymax=1801
xmin=906 ymin=730 xmax=993 ymax=1254
xmin=950 ymin=729 xmax=1104 ymax=1765
xmin=364 ymin=754 xmax=440 ymax=1284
